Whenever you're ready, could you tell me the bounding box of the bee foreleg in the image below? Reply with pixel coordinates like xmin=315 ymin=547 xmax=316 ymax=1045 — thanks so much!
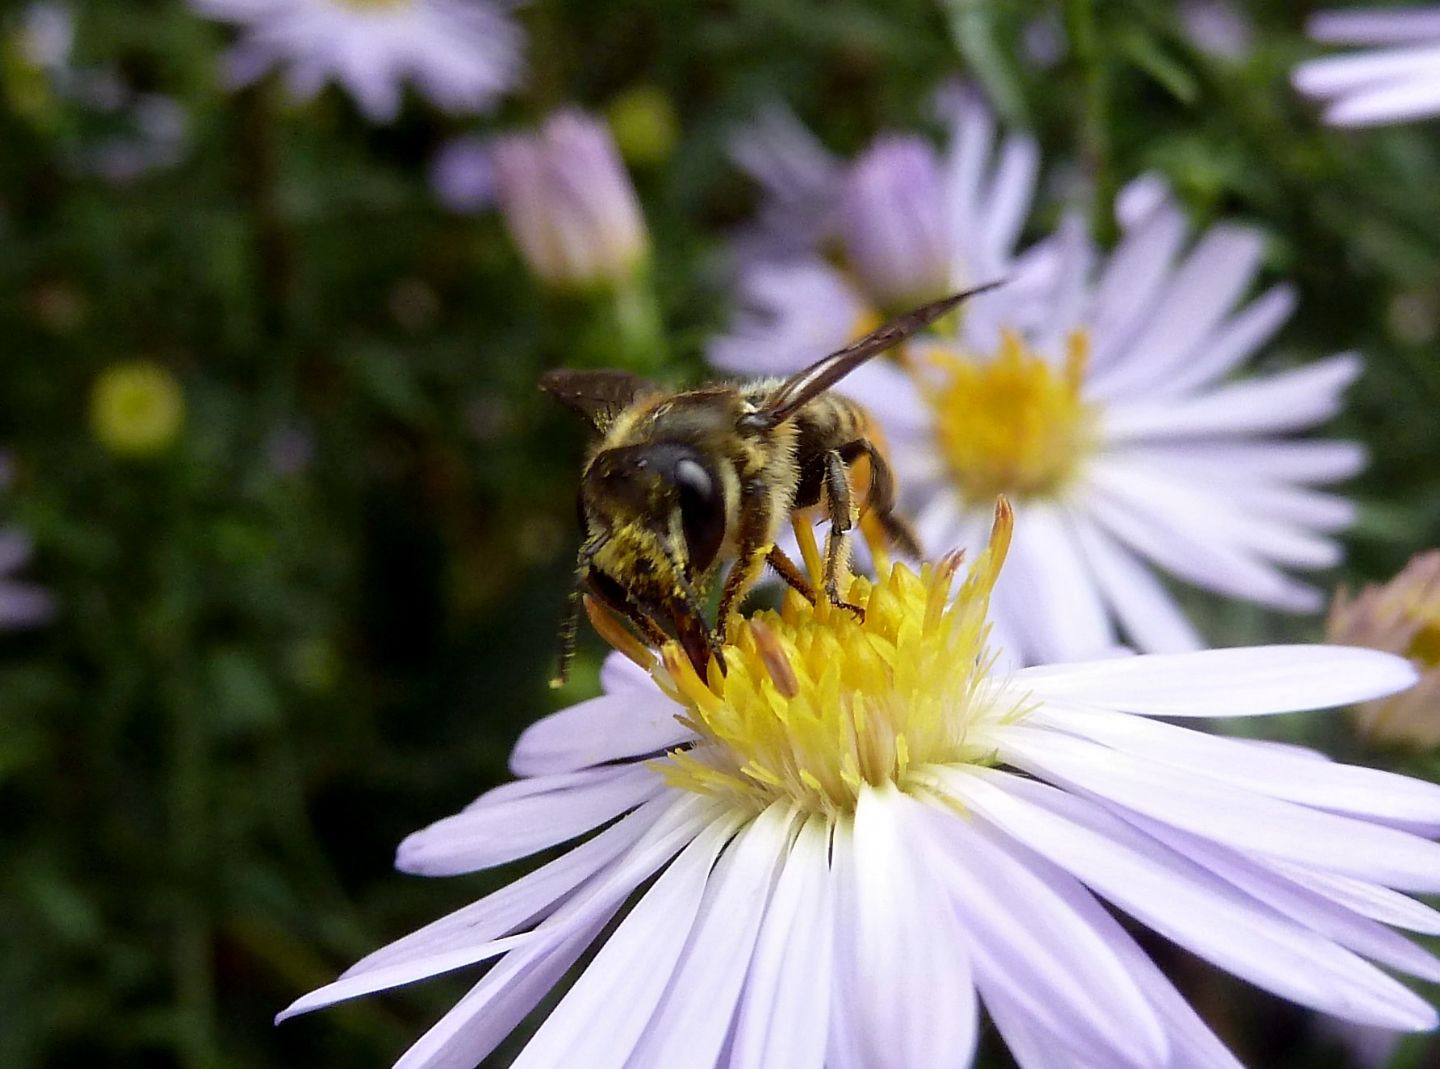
xmin=717 ymin=476 xmax=776 ymax=643
xmin=821 ymin=451 xmax=865 ymax=618
xmin=766 ymin=545 xmax=818 ymax=605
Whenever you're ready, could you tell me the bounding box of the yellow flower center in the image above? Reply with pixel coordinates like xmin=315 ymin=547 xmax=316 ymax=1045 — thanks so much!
xmin=923 ymin=330 xmax=1097 ymax=505
xmin=89 ymin=361 xmax=185 ymax=458
xmin=648 ymin=501 xmax=1026 ymax=818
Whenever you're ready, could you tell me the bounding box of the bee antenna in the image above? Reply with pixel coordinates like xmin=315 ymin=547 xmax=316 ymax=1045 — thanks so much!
xmin=550 ymin=583 xmax=583 ymax=689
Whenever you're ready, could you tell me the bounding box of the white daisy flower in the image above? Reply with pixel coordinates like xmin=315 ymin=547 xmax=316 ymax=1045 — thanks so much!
xmin=280 ymin=503 xmax=1440 ymax=1069
xmin=194 ymin=0 xmax=525 ymax=123
xmin=1293 ymin=6 xmax=1440 ymax=126
xmin=714 ymin=174 xmax=1362 ymax=665
xmin=0 ymin=455 xmax=53 ymax=630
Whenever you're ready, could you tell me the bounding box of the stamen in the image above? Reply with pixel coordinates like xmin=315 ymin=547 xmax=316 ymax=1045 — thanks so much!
xmin=583 ymin=595 xmax=656 ymax=673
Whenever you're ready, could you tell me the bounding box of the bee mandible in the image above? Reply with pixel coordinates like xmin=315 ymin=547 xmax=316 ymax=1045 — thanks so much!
xmin=542 ymin=283 xmax=1000 ymax=680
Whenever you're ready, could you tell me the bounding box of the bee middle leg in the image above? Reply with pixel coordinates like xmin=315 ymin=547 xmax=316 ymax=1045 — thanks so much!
xmin=821 ymin=450 xmax=865 ymax=618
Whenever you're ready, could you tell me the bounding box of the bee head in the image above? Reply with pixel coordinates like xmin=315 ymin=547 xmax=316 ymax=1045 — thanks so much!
xmin=580 ymin=442 xmax=727 ymax=577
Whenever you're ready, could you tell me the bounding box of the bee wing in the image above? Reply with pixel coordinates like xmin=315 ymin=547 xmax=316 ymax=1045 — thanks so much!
xmin=758 ymin=282 xmax=1004 ymax=426
xmin=539 ymin=369 xmax=662 ymax=433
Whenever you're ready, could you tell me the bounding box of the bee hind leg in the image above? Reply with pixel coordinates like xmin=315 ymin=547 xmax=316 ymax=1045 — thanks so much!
xmin=844 ymin=439 xmax=922 ymax=559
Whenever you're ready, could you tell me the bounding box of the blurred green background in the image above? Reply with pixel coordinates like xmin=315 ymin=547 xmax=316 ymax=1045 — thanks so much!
xmin=2 ymin=0 xmax=1439 ymax=1065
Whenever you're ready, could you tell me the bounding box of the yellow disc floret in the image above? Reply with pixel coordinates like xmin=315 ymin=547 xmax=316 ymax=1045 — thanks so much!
xmin=653 ymin=500 xmax=1028 ymax=818
xmin=924 ymin=329 xmax=1096 ymax=504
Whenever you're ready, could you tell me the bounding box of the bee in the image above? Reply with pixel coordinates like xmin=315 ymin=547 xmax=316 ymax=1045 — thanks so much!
xmin=542 ymin=284 xmax=999 ymax=680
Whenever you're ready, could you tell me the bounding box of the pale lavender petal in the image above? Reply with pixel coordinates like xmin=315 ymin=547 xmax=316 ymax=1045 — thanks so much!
xmin=1067 ymin=510 xmax=1203 ymax=653
xmin=507 ymin=814 xmax=744 ymax=1069
xmin=1327 ymin=74 xmax=1440 ymax=125
xmin=628 ymin=805 xmax=793 ymax=1066
xmin=396 ymin=763 xmax=664 ymax=875
xmin=935 ymin=768 xmax=1438 ymax=1029
xmin=509 ymin=690 xmax=692 ymax=777
xmin=1103 ymin=352 xmax=1361 ymax=442
xmin=1026 ymin=703 xmax=1440 ymax=824
xmin=1132 ymin=815 xmax=1440 ymax=982
xmin=1017 ymin=645 xmax=1417 ymax=717
xmin=997 ymin=725 xmax=1440 ymax=892
xmin=1311 ymin=8 xmax=1440 ymax=44
xmin=730 ymin=814 xmax=834 ymax=1069
xmin=829 ymin=785 xmax=977 ymax=1068
xmin=918 ymin=800 xmax=1169 ymax=1068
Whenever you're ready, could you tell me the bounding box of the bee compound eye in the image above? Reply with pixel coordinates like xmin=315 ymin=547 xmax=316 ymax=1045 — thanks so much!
xmin=673 ymin=457 xmax=725 ymax=573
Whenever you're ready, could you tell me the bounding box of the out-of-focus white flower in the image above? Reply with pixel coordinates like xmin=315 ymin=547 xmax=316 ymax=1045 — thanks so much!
xmin=0 ymin=456 xmax=53 ymax=630
xmin=1294 ymin=6 xmax=1440 ymax=126
xmin=1180 ymin=0 xmax=1254 ymax=61
xmin=16 ymin=1 xmax=73 ymax=71
xmin=281 ymin=504 xmax=1440 ymax=1068
xmin=1330 ymin=551 xmax=1440 ymax=749
xmin=194 ymin=0 xmax=525 ymax=123
xmin=715 ymin=173 xmax=1362 ymax=666
xmin=428 ymin=135 xmax=494 ymax=214
xmin=493 ymin=109 xmax=649 ymax=292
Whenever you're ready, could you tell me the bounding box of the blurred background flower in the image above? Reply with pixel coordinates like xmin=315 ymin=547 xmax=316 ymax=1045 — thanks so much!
xmin=2 ymin=1 xmax=1440 ymax=1067
xmin=493 ymin=110 xmax=649 ymax=294
xmin=1294 ymin=6 xmax=1440 ymax=126
xmin=717 ymin=171 xmax=1363 ymax=665
xmin=0 ymin=454 xmax=54 ymax=630
xmin=1331 ymin=551 xmax=1440 ymax=749
xmin=194 ymin=0 xmax=527 ymax=122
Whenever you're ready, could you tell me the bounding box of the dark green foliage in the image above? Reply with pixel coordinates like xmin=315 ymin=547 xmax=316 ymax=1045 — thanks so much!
xmin=0 ymin=1 xmax=1437 ymax=1066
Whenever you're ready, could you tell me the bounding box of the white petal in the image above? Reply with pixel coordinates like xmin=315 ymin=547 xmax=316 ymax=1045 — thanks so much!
xmin=1089 ymin=455 xmax=1345 ymax=569
xmin=1082 ymin=472 xmax=1324 ymax=611
xmin=1327 ymin=74 xmax=1440 ymax=125
xmin=730 ymin=814 xmax=834 ymax=1069
xmin=341 ymin=797 xmax=665 ymax=981
xmin=279 ymin=796 xmax=710 ymax=1021
xmin=917 ymin=800 xmax=1169 ymax=1068
xmin=1017 ymin=644 xmax=1418 ymax=717
xmin=600 ymin=650 xmax=655 ymax=693
xmin=1091 ymin=225 xmax=1264 ymax=400
xmin=1133 ymin=814 xmax=1440 ymax=982
xmin=1027 ymin=703 xmax=1440 ymax=824
xmin=997 ymin=725 xmax=1440 ymax=892
xmin=1088 ymin=200 xmax=1187 ymax=371
xmin=1155 ymin=284 xmax=1298 ymax=397
xmin=391 ymin=916 xmax=611 ymax=1069
xmin=981 ymin=831 xmax=1249 ymax=1069
xmin=396 ymin=763 xmax=664 ymax=875
xmin=1310 ymin=9 xmax=1440 ymax=44
xmin=1293 ymin=42 xmax=1440 ymax=95
xmin=509 ymin=690 xmax=692 ymax=777
xmin=1005 ymin=503 xmax=1115 ymax=663
xmin=1272 ymin=864 xmax=1440 ymax=936
xmin=1067 ymin=510 xmax=1203 ymax=653
xmin=829 ymin=785 xmax=978 ymax=1069
xmin=934 ymin=768 xmax=1438 ymax=1029
xmin=1110 ymin=439 xmax=1365 ymax=489
xmin=628 ymin=805 xmax=794 ymax=1068
xmin=1102 ymin=352 xmax=1361 ymax=442
xmin=508 ymin=812 xmax=746 ymax=1069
